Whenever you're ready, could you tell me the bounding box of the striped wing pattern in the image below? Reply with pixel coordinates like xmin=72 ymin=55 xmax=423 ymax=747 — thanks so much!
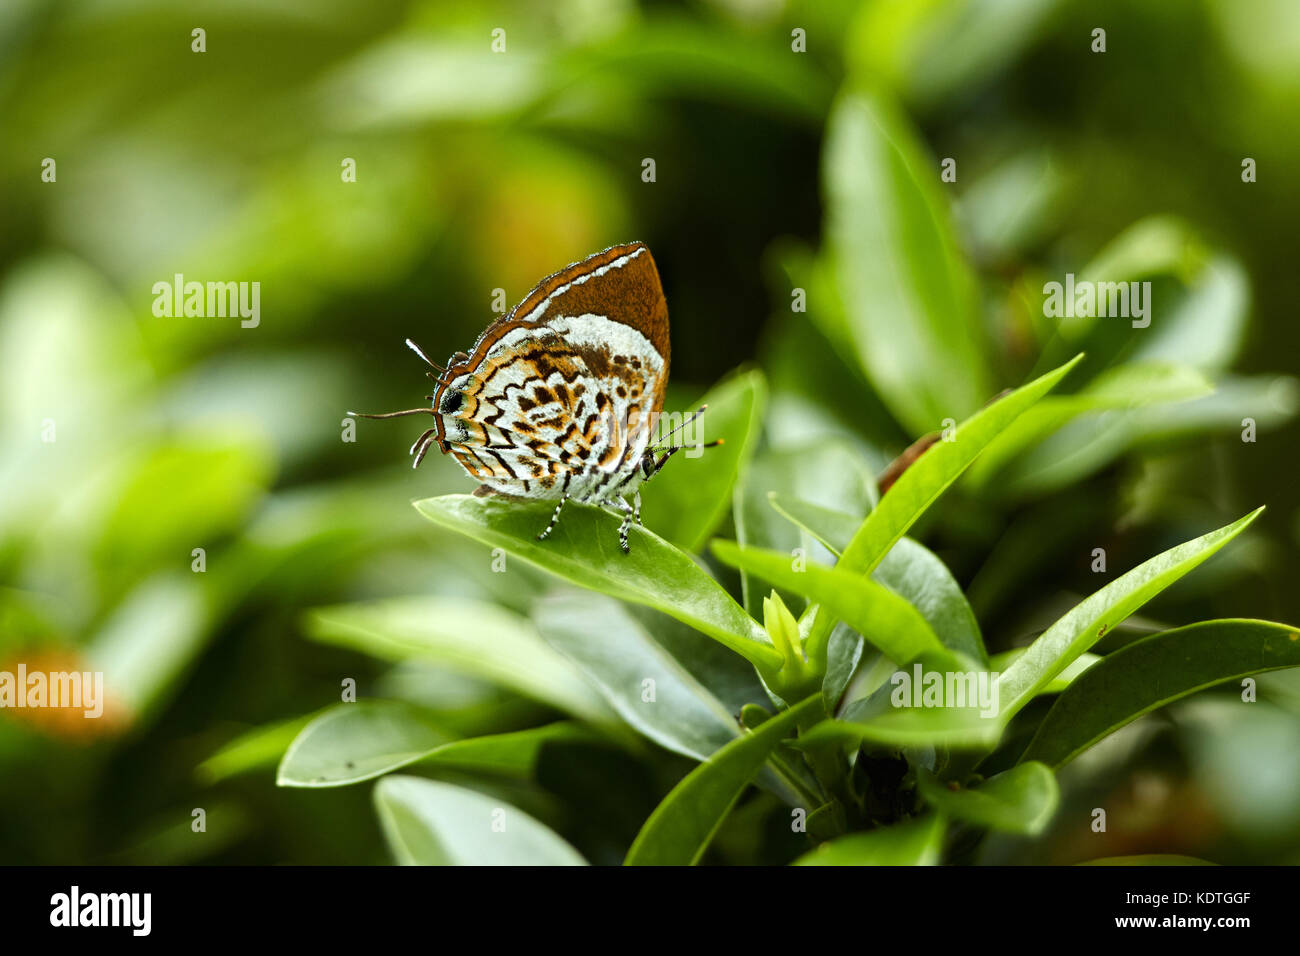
xmin=433 ymin=243 xmax=668 ymax=503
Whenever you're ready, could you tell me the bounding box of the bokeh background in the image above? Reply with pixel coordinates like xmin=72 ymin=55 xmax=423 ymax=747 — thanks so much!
xmin=2 ymin=0 xmax=1299 ymax=864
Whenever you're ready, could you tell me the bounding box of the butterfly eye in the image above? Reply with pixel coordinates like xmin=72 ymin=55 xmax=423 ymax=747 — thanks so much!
xmin=441 ymin=391 xmax=464 ymax=415
xmin=448 ymin=350 xmax=471 ymax=367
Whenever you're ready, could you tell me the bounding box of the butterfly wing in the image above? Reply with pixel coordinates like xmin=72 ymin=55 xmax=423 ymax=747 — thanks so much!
xmin=435 ymin=243 xmax=670 ymax=497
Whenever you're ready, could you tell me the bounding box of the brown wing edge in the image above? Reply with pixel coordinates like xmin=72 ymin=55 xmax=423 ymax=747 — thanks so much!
xmin=434 ymin=241 xmax=671 ymax=414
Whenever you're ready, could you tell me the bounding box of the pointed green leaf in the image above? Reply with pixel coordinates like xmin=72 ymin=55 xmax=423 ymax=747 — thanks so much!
xmin=374 ymin=776 xmax=586 ymax=865
xmin=733 ymin=439 xmax=875 ymax=616
xmin=1021 ymin=619 xmax=1300 ymax=768
xmin=794 ymin=813 xmax=945 ymax=866
xmin=624 ymin=695 xmax=822 ymax=866
xmin=996 ymin=509 xmax=1264 ymax=719
xmin=711 ymin=540 xmax=953 ymax=670
xmin=966 ymin=361 xmax=1215 ymax=487
xmin=822 ymin=622 xmax=864 ymax=712
xmin=198 ymin=712 xmax=320 ymax=784
xmin=278 ymin=700 xmax=448 ymax=787
xmin=917 ymin=763 xmax=1059 ymax=835
xmin=805 ymin=356 xmax=1082 ymax=658
xmin=534 ymin=592 xmax=742 ymax=762
xmin=303 ymin=596 xmax=614 ymax=726
xmin=767 ymin=494 xmax=861 ymax=553
xmin=823 ymin=87 xmax=991 ymax=434
xmin=770 ymin=495 xmax=986 ymax=665
xmin=414 ymin=495 xmax=779 ymax=671
xmin=278 ymin=702 xmax=595 ymax=787
xmin=798 ymin=701 xmax=1002 ymax=751
xmin=408 ymin=722 xmax=599 ymax=778
xmin=987 ymin=649 xmax=1100 ymax=696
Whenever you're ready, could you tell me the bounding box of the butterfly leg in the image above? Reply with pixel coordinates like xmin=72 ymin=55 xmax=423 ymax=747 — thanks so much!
xmin=537 ymin=492 xmax=569 ymax=541
xmin=613 ymin=495 xmax=636 ymax=554
xmin=409 ymin=428 xmax=437 ymax=469
xmin=633 ymin=490 xmax=643 ymax=526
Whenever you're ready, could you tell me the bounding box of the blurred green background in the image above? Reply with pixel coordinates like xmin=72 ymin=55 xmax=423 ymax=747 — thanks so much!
xmin=2 ymin=0 xmax=1299 ymax=864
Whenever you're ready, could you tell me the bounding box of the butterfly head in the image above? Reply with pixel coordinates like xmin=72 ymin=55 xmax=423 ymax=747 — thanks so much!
xmin=345 ymin=340 xmax=478 ymax=468
xmin=636 ymin=404 xmax=725 ymax=484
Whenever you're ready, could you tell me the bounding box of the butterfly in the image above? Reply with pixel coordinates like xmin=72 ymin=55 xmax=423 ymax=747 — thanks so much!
xmin=351 ymin=242 xmax=720 ymax=553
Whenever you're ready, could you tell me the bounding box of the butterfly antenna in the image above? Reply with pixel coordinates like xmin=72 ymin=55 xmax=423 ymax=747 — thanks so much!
xmin=652 ymin=405 xmax=708 ymax=448
xmin=655 ymin=438 xmax=725 ymax=454
xmin=405 ymin=338 xmax=445 ymax=373
xmin=346 ymin=407 xmax=435 ymax=420
xmin=648 ymin=436 xmax=725 ymax=479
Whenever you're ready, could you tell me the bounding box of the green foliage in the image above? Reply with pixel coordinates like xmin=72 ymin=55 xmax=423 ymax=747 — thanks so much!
xmin=822 ymin=87 xmax=991 ymax=433
xmin=916 ymin=763 xmax=1059 ymax=835
xmin=534 ymin=593 xmax=743 ymax=762
xmin=793 ymin=814 xmax=946 ymax=866
xmin=374 ymin=776 xmax=586 ymax=866
xmin=304 ymin=597 xmax=615 ymax=727
xmin=1021 ymin=620 xmax=1300 ymax=768
xmin=5 ymin=0 xmax=1299 ymax=868
xmin=280 ymin=705 xmax=594 ymax=788
xmin=295 ymin=354 xmax=1286 ymax=864
xmin=624 ymin=695 xmax=822 ymax=866
xmin=994 ymin=509 xmax=1264 ymax=719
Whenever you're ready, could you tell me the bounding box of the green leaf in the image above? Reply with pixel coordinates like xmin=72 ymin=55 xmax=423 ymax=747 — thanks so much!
xmin=1021 ymin=619 xmax=1300 ymax=768
xmin=966 ymin=361 xmax=1216 ymax=488
xmin=571 ymin=18 xmax=833 ymax=123
xmin=640 ymin=370 xmax=765 ymax=553
xmin=198 ymin=712 xmax=320 ymax=784
xmin=414 ymin=495 xmax=780 ymax=672
xmin=987 ymin=650 xmax=1100 ymax=695
xmin=710 ymin=540 xmax=953 ymax=670
xmin=793 ymin=813 xmax=945 ymax=866
xmin=1130 ymin=373 xmax=1299 ymax=441
xmin=94 ymin=437 xmax=273 ymax=589
xmin=771 ymin=495 xmax=987 ymax=665
xmin=303 ymin=597 xmax=614 ymax=727
xmin=733 ymin=439 xmax=875 ymax=616
xmin=822 ymin=623 xmax=864 ymax=712
xmin=956 ymin=149 xmax=1067 ymax=263
xmin=805 ymin=355 xmax=1082 ymax=658
xmin=847 ymin=0 xmax=1060 ymax=108
xmin=624 ymin=695 xmax=822 ymax=866
xmin=534 ymin=592 xmax=741 ymax=762
xmin=374 ymin=776 xmax=586 ymax=865
xmin=278 ymin=700 xmax=448 ymax=787
xmin=86 ymin=572 xmax=212 ymax=725
xmin=822 ymin=87 xmax=991 ymax=435
xmin=1055 ymin=217 xmax=1247 ymax=370
xmin=917 ymin=763 xmax=1059 ymax=835
xmin=1133 ymin=254 xmax=1248 ymax=371
xmin=995 ymin=508 xmax=1264 ymax=720
xmin=279 ymin=703 xmax=597 ymax=788
xmin=767 ymin=494 xmax=862 ymax=554
xmin=409 ymin=722 xmax=598 ymax=778
xmin=799 ymin=700 xmax=1002 ymax=751
xmin=624 ymin=604 xmax=772 ymax=718
xmin=874 ymin=539 xmax=987 ymax=666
